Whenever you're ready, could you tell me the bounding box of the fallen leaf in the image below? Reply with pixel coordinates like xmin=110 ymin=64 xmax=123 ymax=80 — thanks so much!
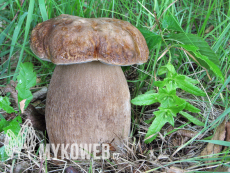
xmin=108 ymin=143 xmax=116 ymax=151
xmin=176 ymin=129 xmax=199 ymax=138
xmin=205 ymin=25 xmax=214 ymax=34
xmin=19 ymin=99 xmax=26 ymax=113
xmin=200 ymin=120 xmax=226 ymax=160
xmin=169 ymin=129 xmax=201 ymax=147
xmin=167 ymin=166 xmax=186 ymax=173
xmin=36 ymin=77 xmax=41 ymax=84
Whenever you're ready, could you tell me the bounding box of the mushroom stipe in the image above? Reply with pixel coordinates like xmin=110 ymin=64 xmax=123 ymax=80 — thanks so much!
xmin=46 ymin=62 xmax=130 ymax=155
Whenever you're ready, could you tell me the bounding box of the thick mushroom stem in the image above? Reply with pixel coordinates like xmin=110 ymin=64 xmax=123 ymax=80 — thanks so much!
xmin=45 ymin=61 xmax=131 ymax=154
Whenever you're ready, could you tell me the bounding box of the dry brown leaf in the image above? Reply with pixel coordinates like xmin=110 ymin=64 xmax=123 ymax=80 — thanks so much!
xmin=19 ymin=99 xmax=26 ymax=113
xmin=169 ymin=129 xmax=201 ymax=147
xmin=205 ymin=25 xmax=214 ymax=34
xmin=36 ymin=77 xmax=41 ymax=84
xmin=177 ymin=129 xmax=199 ymax=138
xmin=167 ymin=166 xmax=186 ymax=173
xmin=200 ymin=120 xmax=226 ymax=158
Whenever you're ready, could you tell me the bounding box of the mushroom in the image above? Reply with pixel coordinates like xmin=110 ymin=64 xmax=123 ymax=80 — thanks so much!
xmin=30 ymin=14 xmax=149 ymax=155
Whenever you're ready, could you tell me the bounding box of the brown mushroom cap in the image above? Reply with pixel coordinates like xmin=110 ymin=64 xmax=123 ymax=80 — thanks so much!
xmin=30 ymin=14 xmax=149 ymax=65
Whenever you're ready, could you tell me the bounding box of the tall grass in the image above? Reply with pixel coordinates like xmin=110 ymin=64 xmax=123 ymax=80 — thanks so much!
xmin=0 ymin=0 xmax=229 ymax=171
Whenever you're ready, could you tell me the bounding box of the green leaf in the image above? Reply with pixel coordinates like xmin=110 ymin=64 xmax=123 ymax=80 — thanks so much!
xmin=157 ymin=108 xmax=176 ymax=123
xmin=165 ymin=79 xmax=177 ymax=92
xmin=145 ymin=115 xmax=167 ymax=143
xmin=167 ymin=103 xmax=186 ymax=114
xmin=138 ymin=27 xmax=162 ymax=50
xmin=158 ymin=88 xmax=177 ymax=97
xmin=175 ymin=75 xmax=206 ymax=96
xmin=160 ymin=96 xmax=175 ymax=108
xmin=0 ymin=96 xmax=16 ymax=113
xmin=165 ymin=111 xmax=175 ymax=126
xmin=184 ymin=102 xmax=201 ymax=113
xmin=157 ymin=78 xmax=177 ymax=92
xmin=180 ymin=44 xmax=199 ymax=51
xmin=0 ymin=116 xmax=9 ymax=132
xmin=158 ymin=88 xmax=177 ymax=107
xmin=180 ymin=44 xmax=224 ymax=82
xmin=174 ymin=97 xmax=186 ymax=105
xmin=3 ymin=116 xmax=22 ymax=135
xmin=131 ymin=93 xmax=159 ymax=106
xmin=158 ymin=67 xmax=168 ymax=75
xmin=16 ymin=62 xmax=36 ymax=110
xmin=162 ymin=15 xmax=183 ymax=32
xmin=0 ymin=146 xmax=9 ymax=162
xmin=157 ymin=64 xmax=204 ymax=95
xmin=193 ymin=51 xmax=224 ymax=82
xmin=166 ymin=33 xmax=219 ymax=67
xmin=154 ymin=81 xmax=165 ymax=88
xmin=144 ymin=117 xmax=155 ymax=124
xmin=158 ymin=63 xmax=176 ymax=75
xmin=185 ymin=76 xmax=199 ymax=84
xmin=145 ymin=90 xmax=156 ymax=94
xmin=145 ymin=109 xmax=175 ymax=143
xmin=179 ymin=111 xmax=204 ymax=126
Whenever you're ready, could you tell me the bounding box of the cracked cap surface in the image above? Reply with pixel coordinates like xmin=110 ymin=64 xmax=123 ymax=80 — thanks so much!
xmin=30 ymin=14 xmax=149 ymax=65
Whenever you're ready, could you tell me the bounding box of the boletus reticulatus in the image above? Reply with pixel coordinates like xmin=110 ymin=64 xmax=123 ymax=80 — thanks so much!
xmin=30 ymin=14 xmax=149 ymax=157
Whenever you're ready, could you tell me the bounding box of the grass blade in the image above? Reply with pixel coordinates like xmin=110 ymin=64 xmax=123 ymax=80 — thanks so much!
xmin=39 ymin=0 xmax=48 ymax=21
xmin=3 ymin=13 xmax=27 ymax=79
xmin=13 ymin=0 xmax=35 ymax=81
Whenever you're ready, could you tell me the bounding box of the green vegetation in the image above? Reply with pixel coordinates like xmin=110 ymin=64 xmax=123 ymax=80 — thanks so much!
xmin=0 ymin=62 xmax=36 ymax=161
xmin=131 ymin=63 xmax=206 ymax=143
xmin=0 ymin=0 xmax=229 ymax=172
